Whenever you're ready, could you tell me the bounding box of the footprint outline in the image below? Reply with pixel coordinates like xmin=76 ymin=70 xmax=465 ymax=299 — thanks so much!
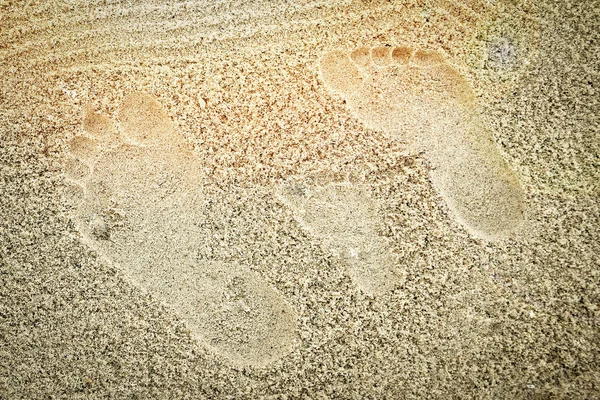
xmin=64 ymin=91 xmax=298 ymax=367
xmin=275 ymin=175 xmax=405 ymax=296
xmin=318 ymin=45 xmax=526 ymax=240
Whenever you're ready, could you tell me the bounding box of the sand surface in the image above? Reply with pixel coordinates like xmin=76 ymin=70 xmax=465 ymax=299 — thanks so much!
xmin=1 ymin=0 xmax=599 ymax=398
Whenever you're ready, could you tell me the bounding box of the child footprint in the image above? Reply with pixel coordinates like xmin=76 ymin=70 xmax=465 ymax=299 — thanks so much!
xmin=319 ymin=46 xmax=525 ymax=240
xmin=64 ymin=92 xmax=297 ymax=367
xmin=276 ymin=178 xmax=403 ymax=295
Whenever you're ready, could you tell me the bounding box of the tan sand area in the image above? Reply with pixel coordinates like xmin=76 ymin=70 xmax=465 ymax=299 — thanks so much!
xmin=1 ymin=0 xmax=598 ymax=398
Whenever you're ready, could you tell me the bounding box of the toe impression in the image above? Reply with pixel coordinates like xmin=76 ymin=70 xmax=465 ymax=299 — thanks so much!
xmin=350 ymin=46 xmax=371 ymax=67
xmin=371 ymin=46 xmax=393 ymax=67
xmin=69 ymin=135 xmax=99 ymax=163
xmin=412 ymin=49 xmax=446 ymax=67
xmin=391 ymin=46 xmax=413 ymax=64
xmin=83 ymin=108 xmax=120 ymax=147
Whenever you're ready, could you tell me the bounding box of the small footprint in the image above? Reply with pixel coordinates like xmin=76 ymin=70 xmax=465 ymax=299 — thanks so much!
xmin=276 ymin=178 xmax=403 ymax=295
xmin=64 ymin=92 xmax=297 ymax=367
xmin=319 ymin=46 xmax=525 ymax=240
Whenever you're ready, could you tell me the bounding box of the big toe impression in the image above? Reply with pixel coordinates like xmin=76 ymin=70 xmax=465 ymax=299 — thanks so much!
xmin=319 ymin=50 xmax=364 ymax=97
xmin=118 ymin=91 xmax=179 ymax=147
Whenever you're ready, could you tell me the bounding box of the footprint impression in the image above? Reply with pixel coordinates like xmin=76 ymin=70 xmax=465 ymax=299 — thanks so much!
xmin=64 ymin=92 xmax=297 ymax=367
xmin=319 ymin=46 xmax=525 ymax=240
xmin=276 ymin=179 xmax=403 ymax=295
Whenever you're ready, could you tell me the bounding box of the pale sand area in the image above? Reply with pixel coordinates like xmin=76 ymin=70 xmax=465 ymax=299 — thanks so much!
xmin=1 ymin=0 xmax=599 ymax=398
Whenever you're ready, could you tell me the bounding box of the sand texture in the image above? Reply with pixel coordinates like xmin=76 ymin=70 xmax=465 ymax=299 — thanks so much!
xmin=1 ymin=0 xmax=599 ymax=398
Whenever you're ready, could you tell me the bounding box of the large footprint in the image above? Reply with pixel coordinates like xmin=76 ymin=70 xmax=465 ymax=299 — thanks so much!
xmin=319 ymin=46 xmax=525 ymax=240
xmin=64 ymin=92 xmax=297 ymax=367
xmin=276 ymin=178 xmax=403 ymax=295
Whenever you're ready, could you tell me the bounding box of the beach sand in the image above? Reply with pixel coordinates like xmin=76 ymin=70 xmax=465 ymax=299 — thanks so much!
xmin=1 ymin=0 xmax=599 ymax=398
